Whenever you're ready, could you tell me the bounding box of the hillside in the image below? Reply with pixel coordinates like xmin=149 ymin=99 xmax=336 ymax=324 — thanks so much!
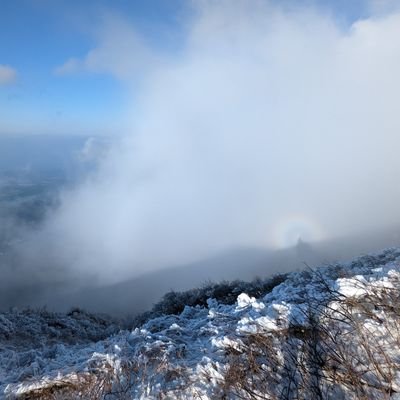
xmin=2 ymin=248 xmax=400 ymax=399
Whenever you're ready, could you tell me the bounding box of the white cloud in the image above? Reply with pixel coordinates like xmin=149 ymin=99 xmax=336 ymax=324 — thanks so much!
xmin=0 ymin=64 xmax=17 ymax=85
xmin=54 ymin=57 xmax=81 ymax=76
xmin=54 ymin=14 xmax=159 ymax=80
xmin=25 ymin=1 xmax=400 ymax=281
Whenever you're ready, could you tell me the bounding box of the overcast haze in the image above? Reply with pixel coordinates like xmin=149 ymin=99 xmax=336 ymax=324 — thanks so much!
xmin=2 ymin=0 xmax=400 ymax=292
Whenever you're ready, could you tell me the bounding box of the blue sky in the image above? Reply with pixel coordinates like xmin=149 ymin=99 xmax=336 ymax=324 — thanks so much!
xmin=0 ymin=0 xmax=188 ymax=136
xmin=0 ymin=0 xmax=384 ymax=136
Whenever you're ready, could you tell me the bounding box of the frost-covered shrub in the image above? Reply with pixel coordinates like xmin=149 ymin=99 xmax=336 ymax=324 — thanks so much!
xmin=4 ymin=248 xmax=400 ymax=399
xmin=132 ymin=273 xmax=288 ymax=328
xmin=0 ymin=315 xmax=15 ymax=338
xmin=0 ymin=307 xmax=121 ymax=347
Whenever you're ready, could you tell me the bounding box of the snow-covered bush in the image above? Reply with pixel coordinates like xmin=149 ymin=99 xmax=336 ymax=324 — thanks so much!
xmin=3 ymin=249 xmax=400 ymax=399
xmin=132 ymin=274 xmax=288 ymax=328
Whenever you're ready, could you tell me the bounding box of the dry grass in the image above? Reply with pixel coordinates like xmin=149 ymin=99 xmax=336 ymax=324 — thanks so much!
xmin=213 ymin=276 xmax=400 ymax=400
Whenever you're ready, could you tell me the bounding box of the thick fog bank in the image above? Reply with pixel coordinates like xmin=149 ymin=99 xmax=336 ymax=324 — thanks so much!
xmin=2 ymin=1 xmax=400 ymax=313
xmin=2 ymin=225 xmax=400 ymax=315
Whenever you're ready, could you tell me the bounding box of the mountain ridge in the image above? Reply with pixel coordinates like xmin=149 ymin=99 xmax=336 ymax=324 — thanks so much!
xmin=2 ymin=247 xmax=400 ymax=398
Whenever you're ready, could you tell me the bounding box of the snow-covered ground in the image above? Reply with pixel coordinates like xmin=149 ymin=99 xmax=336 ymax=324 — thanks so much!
xmin=2 ymin=248 xmax=400 ymax=399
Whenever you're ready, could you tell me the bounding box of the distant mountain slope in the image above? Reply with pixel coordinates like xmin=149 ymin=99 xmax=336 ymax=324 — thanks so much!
xmin=21 ymin=224 xmax=400 ymax=316
xmin=2 ymin=248 xmax=400 ymax=399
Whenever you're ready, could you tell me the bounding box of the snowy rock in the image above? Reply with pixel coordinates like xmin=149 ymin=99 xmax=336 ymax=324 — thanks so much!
xmin=236 ymin=293 xmax=257 ymax=309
